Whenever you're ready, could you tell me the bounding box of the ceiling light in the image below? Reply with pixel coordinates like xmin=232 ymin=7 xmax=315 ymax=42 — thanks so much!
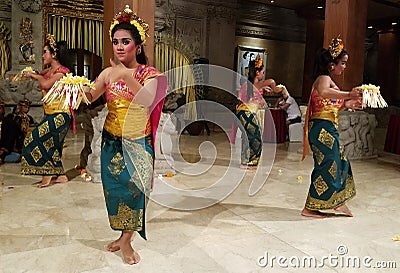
xmin=270 ymin=0 xmax=275 ymax=3
xmin=368 ymin=26 xmax=373 ymax=29
xmin=392 ymin=22 xmax=397 ymax=25
xmin=317 ymin=6 xmax=323 ymax=9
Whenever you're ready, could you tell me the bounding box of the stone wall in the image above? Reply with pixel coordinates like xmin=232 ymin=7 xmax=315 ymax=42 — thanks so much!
xmin=0 ymin=1 xmax=44 ymax=121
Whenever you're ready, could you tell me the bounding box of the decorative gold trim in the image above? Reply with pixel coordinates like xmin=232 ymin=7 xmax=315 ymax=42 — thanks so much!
xmin=305 ymin=174 xmax=356 ymax=210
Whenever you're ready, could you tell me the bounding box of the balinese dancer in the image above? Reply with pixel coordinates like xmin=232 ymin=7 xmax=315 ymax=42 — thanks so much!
xmin=21 ymin=34 xmax=71 ymax=188
xmin=236 ymin=54 xmax=280 ymax=169
xmin=301 ymin=37 xmax=362 ymax=218
xmin=84 ymin=6 xmax=167 ymax=265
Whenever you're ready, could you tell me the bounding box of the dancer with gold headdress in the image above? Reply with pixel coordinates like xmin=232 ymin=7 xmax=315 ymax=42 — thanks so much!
xmin=84 ymin=5 xmax=167 ymax=265
xmin=301 ymin=37 xmax=362 ymax=218
xmin=236 ymin=54 xmax=281 ymax=169
xmin=21 ymin=35 xmax=72 ymax=187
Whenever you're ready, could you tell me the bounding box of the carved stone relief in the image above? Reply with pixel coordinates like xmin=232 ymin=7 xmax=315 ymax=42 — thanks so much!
xmin=338 ymin=111 xmax=377 ymax=159
xmin=19 ymin=17 xmax=35 ymax=63
xmin=17 ymin=0 xmax=43 ymax=14
xmin=155 ymin=0 xmax=174 ymax=32
xmin=207 ymin=5 xmax=236 ymax=24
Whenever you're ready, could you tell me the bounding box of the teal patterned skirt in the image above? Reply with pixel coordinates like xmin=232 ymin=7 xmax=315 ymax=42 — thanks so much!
xmin=236 ymin=107 xmax=262 ymax=166
xmin=21 ymin=113 xmax=71 ymax=176
xmin=101 ymin=130 xmax=154 ymax=240
xmin=305 ymin=119 xmax=356 ymax=210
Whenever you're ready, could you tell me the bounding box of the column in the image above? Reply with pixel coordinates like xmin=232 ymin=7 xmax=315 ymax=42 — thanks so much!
xmin=302 ymin=18 xmax=324 ymax=103
xmin=103 ymin=0 xmax=155 ymax=67
xmin=324 ymin=0 xmax=368 ymax=90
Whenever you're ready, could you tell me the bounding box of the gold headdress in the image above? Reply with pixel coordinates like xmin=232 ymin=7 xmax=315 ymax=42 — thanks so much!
xmin=255 ymin=54 xmax=263 ymax=68
xmin=45 ymin=33 xmax=57 ymax=51
xmin=328 ymin=36 xmax=344 ymax=59
xmin=109 ymin=5 xmax=149 ymax=44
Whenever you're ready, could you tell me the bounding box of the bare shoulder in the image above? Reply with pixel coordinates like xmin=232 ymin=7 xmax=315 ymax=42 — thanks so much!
xmin=97 ymin=67 xmax=112 ymax=81
xmin=314 ymin=75 xmax=331 ymax=88
xmin=262 ymin=78 xmax=276 ymax=85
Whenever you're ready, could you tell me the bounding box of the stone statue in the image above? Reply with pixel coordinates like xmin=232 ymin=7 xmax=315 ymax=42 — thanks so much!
xmin=338 ymin=111 xmax=377 ymax=159
xmin=155 ymin=112 xmax=177 ymax=175
xmin=86 ymin=106 xmax=108 ymax=182
xmin=338 ymin=114 xmax=356 ymax=158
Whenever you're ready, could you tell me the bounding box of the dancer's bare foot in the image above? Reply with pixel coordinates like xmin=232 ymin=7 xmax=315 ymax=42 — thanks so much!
xmin=52 ymin=175 xmax=68 ymax=184
xmin=334 ymin=204 xmax=353 ymax=217
xmin=121 ymin=245 xmax=141 ymax=265
xmin=107 ymin=238 xmax=121 ymax=252
xmin=301 ymin=208 xmax=327 ymax=218
xmin=37 ymin=176 xmax=53 ymax=188
xmin=106 ymin=237 xmax=135 ymax=252
xmin=118 ymin=231 xmax=140 ymax=265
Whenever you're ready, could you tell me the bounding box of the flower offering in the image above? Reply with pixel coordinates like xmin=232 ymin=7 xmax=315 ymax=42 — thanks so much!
xmin=12 ymin=66 xmax=35 ymax=81
xmin=42 ymin=73 xmax=94 ymax=110
xmin=360 ymin=84 xmax=388 ymax=108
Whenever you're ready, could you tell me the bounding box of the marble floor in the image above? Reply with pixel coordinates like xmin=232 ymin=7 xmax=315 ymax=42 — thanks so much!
xmin=0 ymin=128 xmax=399 ymax=273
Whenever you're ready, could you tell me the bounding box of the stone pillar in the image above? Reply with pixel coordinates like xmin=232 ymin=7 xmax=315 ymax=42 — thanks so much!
xmin=104 ymin=0 xmax=155 ymax=67
xmin=324 ymin=0 xmax=368 ymax=90
xmin=377 ymin=32 xmax=399 ymax=105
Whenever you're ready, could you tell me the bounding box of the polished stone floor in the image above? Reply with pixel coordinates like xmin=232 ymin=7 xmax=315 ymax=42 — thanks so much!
xmin=0 ymin=127 xmax=399 ymax=273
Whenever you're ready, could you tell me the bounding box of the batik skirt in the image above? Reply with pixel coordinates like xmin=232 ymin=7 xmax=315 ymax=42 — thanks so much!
xmin=236 ymin=104 xmax=262 ymax=167
xmin=101 ymin=130 xmax=154 ymax=240
xmin=305 ymin=119 xmax=356 ymax=210
xmin=21 ymin=113 xmax=71 ymax=175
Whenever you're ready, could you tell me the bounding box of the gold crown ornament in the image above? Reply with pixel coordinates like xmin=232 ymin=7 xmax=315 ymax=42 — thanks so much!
xmin=45 ymin=33 xmax=57 ymax=51
xmin=109 ymin=5 xmax=149 ymax=44
xmin=328 ymin=36 xmax=344 ymax=59
xmin=255 ymin=54 xmax=263 ymax=68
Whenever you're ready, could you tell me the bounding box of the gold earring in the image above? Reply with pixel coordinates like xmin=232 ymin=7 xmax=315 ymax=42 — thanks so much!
xmin=329 ymin=64 xmax=335 ymax=71
xmin=136 ymin=47 xmax=141 ymax=55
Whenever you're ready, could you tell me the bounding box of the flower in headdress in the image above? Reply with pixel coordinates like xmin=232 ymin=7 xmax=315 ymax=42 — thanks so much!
xmin=45 ymin=33 xmax=57 ymax=51
xmin=328 ymin=36 xmax=344 ymax=59
xmin=109 ymin=5 xmax=149 ymax=44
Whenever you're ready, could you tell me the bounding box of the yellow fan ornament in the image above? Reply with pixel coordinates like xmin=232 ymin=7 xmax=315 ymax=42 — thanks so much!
xmin=42 ymin=73 xmax=93 ymax=110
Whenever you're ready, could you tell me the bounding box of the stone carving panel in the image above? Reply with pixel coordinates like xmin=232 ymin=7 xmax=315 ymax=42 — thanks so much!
xmin=17 ymin=0 xmax=43 ymax=14
xmin=155 ymin=0 xmax=174 ymax=32
xmin=338 ymin=111 xmax=377 ymax=159
xmin=175 ymin=16 xmax=203 ymax=57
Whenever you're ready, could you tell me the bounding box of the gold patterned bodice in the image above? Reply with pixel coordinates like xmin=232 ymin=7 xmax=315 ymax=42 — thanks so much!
xmin=103 ymin=81 xmax=151 ymax=139
xmin=42 ymin=90 xmax=71 ymax=114
xmin=310 ymin=89 xmax=344 ymax=124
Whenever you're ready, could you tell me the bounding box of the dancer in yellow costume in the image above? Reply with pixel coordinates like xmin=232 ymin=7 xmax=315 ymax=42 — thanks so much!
xmin=85 ymin=6 xmax=167 ymax=265
xmin=21 ymin=35 xmax=71 ymax=188
xmin=302 ymin=37 xmax=362 ymax=218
